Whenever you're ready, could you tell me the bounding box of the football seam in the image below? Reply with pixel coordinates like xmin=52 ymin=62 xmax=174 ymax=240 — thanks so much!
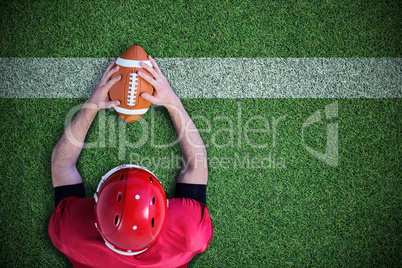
xmin=127 ymin=72 xmax=139 ymax=106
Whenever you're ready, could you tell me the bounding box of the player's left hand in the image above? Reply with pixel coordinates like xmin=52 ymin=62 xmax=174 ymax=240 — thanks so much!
xmin=87 ymin=61 xmax=121 ymax=110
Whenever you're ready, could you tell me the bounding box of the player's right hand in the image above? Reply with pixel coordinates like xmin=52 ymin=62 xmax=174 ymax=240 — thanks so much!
xmin=138 ymin=56 xmax=180 ymax=108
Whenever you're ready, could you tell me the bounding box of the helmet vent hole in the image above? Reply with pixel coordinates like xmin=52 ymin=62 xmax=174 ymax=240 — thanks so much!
xmin=152 ymin=195 xmax=155 ymax=205
xmin=114 ymin=215 xmax=119 ymax=225
xmin=117 ymin=192 xmax=121 ymax=202
xmin=150 ymin=176 xmax=153 ymax=183
xmin=151 ymin=218 xmax=154 ymax=228
xmin=121 ymin=174 xmax=124 ymax=180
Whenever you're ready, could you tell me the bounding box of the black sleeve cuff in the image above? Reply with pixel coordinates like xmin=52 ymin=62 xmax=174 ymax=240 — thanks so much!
xmin=174 ymin=183 xmax=207 ymax=206
xmin=54 ymin=183 xmax=86 ymax=208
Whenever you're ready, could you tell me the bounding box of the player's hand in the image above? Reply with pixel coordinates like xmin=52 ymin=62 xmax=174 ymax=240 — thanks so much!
xmin=138 ymin=56 xmax=180 ymax=108
xmin=87 ymin=61 xmax=121 ymax=110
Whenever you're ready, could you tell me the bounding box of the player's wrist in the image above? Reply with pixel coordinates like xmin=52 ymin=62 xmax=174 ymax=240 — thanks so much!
xmin=165 ymin=96 xmax=181 ymax=111
xmin=84 ymin=98 xmax=101 ymax=112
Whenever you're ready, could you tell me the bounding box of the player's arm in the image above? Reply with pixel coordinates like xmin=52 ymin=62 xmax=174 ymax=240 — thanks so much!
xmin=166 ymin=100 xmax=208 ymax=185
xmin=139 ymin=57 xmax=208 ymax=185
xmin=51 ymin=62 xmax=121 ymax=187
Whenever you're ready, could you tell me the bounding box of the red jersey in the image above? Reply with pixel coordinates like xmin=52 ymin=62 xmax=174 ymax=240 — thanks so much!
xmin=48 ymin=196 xmax=213 ymax=268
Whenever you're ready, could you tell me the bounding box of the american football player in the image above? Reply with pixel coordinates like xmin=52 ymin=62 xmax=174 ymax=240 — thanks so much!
xmin=48 ymin=56 xmax=213 ymax=267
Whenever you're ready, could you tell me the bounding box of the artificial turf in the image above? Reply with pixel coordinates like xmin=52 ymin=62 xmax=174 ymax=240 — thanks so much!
xmin=0 ymin=0 xmax=400 ymax=58
xmin=0 ymin=98 xmax=400 ymax=266
xmin=0 ymin=0 xmax=401 ymax=267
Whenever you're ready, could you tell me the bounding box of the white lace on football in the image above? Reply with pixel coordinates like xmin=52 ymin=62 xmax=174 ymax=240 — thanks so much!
xmin=127 ymin=72 xmax=138 ymax=106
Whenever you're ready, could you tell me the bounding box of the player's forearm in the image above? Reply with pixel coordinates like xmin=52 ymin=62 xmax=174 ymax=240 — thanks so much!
xmin=167 ymin=99 xmax=207 ymax=171
xmin=52 ymin=101 xmax=98 ymax=168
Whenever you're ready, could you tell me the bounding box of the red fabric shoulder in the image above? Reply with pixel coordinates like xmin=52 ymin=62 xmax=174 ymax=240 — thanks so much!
xmin=48 ymin=197 xmax=213 ymax=268
xmin=133 ymin=198 xmax=213 ymax=265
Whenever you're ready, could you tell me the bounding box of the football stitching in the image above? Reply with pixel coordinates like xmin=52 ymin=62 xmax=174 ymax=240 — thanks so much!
xmin=127 ymin=72 xmax=139 ymax=106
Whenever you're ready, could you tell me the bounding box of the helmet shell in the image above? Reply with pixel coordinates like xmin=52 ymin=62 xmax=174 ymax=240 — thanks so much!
xmin=94 ymin=165 xmax=167 ymax=255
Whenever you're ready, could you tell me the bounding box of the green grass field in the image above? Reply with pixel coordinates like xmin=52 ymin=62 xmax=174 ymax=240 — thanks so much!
xmin=1 ymin=0 xmax=400 ymax=57
xmin=0 ymin=0 xmax=401 ymax=267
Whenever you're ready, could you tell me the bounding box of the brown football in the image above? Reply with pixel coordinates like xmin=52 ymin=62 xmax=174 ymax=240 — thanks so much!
xmin=109 ymin=45 xmax=154 ymax=123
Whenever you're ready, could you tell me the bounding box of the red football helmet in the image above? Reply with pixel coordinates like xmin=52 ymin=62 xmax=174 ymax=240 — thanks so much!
xmin=94 ymin=164 xmax=168 ymax=256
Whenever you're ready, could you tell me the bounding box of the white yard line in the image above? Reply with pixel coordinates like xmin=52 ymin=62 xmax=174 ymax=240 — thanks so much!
xmin=0 ymin=58 xmax=400 ymax=98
